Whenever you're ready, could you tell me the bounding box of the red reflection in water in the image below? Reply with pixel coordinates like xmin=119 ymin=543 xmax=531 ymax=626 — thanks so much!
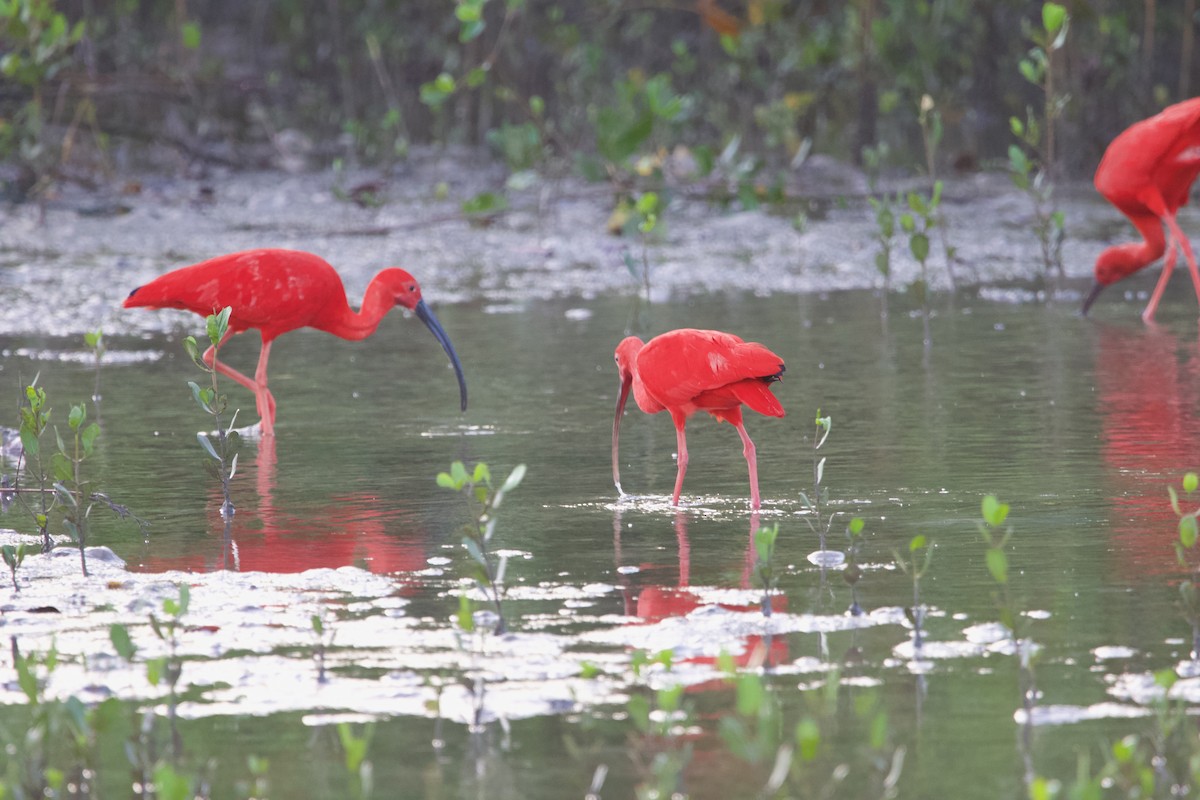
xmin=1096 ymin=323 xmax=1200 ymax=579
xmin=136 ymin=436 xmax=428 ymax=575
xmin=614 ymin=510 xmax=788 ymax=671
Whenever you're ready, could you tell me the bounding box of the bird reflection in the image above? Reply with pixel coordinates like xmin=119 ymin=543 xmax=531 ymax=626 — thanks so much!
xmin=136 ymin=436 xmax=428 ymax=575
xmin=612 ymin=508 xmax=787 ymax=670
xmin=1095 ymin=322 xmax=1200 ymax=579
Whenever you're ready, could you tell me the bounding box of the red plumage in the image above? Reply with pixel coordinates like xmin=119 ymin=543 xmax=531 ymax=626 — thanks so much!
xmin=1087 ymin=97 xmax=1200 ymax=321
xmin=123 ymin=248 xmax=468 ymax=436
xmin=612 ymin=328 xmax=785 ymax=509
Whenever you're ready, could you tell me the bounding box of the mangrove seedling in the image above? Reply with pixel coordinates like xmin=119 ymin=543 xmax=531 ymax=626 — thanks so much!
xmin=894 ymin=534 xmax=932 ymax=652
xmin=842 ymin=517 xmax=866 ymax=616
xmin=184 ymin=307 xmax=240 ymax=520
xmin=976 ymin=494 xmax=1039 ymax=790
xmin=437 ymin=460 xmax=526 ymax=635
xmin=899 ymin=182 xmax=943 ymax=348
xmin=50 ymin=401 xmax=142 ymax=577
xmin=798 ymin=409 xmax=844 ymax=566
xmin=1170 ymin=472 xmax=1200 ymax=659
xmin=13 ymin=383 xmax=56 ymax=552
xmin=337 ymin=722 xmax=375 ymax=800
xmin=85 ymin=328 xmax=104 ymax=416
xmin=1008 ymin=2 xmax=1069 ymax=290
xmin=1 ymin=542 xmax=35 ymax=591
xmin=751 ymin=522 xmax=780 ymax=617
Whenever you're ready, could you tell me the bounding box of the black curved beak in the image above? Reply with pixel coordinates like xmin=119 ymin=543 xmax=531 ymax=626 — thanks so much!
xmin=415 ymin=299 xmax=468 ymax=412
xmin=1081 ymin=282 xmax=1105 ymax=317
xmin=612 ymin=375 xmax=631 ymax=496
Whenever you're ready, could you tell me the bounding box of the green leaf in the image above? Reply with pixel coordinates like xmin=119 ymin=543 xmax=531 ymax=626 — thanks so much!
xmin=68 ymin=404 xmax=84 ymax=430
xmin=146 ymin=656 xmax=165 ymax=686
xmin=455 ymin=2 xmax=481 ymax=21
xmin=982 ymin=495 xmax=1010 ymax=527
xmin=51 ymin=453 xmax=73 ymax=483
xmin=909 ymin=232 xmax=930 ymax=263
xmin=450 ymin=461 xmax=469 ymax=486
xmin=461 ymin=191 xmax=508 ymax=215
xmin=472 ymin=462 xmax=491 ymax=484
xmin=180 ymin=20 xmax=201 ymax=49
xmin=1169 ymin=485 xmax=1181 ymax=515
xmin=109 ymin=623 xmax=136 ymax=660
xmin=795 ymin=717 xmax=820 ymax=760
xmin=81 ymin=422 xmax=100 ymax=455
xmin=848 ymin=517 xmax=865 ymax=535
xmin=183 ymin=336 xmax=200 ymax=364
xmin=176 ymin=583 xmax=191 ymax=616
xmin=1042 ymin=2 xmax=1066 ymax=35
xmin=464 ymin=538 xmax=486 ymax=567
xmin=465 ymin=65 xmax=488 ymax=88
xmin=197 ymin=433 xmax=220 ymax=462
xmin=436 ymin=472 xmax=458 ymax=490
xmin=500 ymin=464 xmax=527 ymax=493
xmin=909 ymin=535 xmax=927 ymax=553
xmin=1185 ymin=472 xmax=1199 ymax=494
xmin=1181 ymin=514 xmax=1198 ymax=549
xmin=153 ymin=762 xmax=193 ymax=800
xmin=459 ymin=19 xmax=485 ymax=42
xmin=986 ymin=547 xmax=1009 ymax=585
xmin=457 ymin=593 xmax=475 ymax=632
xmin=735 ymin=673 xmax=765 ymax=716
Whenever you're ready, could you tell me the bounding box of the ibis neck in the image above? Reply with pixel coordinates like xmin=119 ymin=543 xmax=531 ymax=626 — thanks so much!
xmin=318 ymin=281 xmax=394 ymax=340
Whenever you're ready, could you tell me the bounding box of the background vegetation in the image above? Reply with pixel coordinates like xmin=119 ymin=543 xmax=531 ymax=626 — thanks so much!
xmin=0 ymin=0 xmax=1196 ymax=190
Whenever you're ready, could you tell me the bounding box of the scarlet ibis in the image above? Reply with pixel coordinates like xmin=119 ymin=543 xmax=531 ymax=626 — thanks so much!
xmin=612 ymin=328 xmax=785 ymax=509
xmin=1084 ymin=97 xmax=1200 ymax=322
xmin=124 ymin=248 xmax=467 ymax=436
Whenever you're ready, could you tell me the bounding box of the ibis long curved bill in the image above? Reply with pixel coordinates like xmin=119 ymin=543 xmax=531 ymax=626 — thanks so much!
xmin=415 ymin=299 xmax=468 ymax=412
xmin=612 ymin=374 xmax=632 ymax=497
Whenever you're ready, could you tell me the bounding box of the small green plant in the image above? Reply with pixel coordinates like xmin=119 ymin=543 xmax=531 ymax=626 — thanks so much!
xmin=620 ymin=190 xmax=665 ymax=300
xmin=0 ymin=0 xmax=86 ymax=195
xmin=899 ymin=181 xmax=943 ymax=347
xmin=112 ymin=584 xmax=191 ymax=768
xmin=337 ymin=722 xmax=375 ymax=799
xmin=13 ymin=382 xmax=55 ymax=551
xmin=894 ymin=534 xmax=932 ymax=651
xmin=437 ymin=460 xmax=526 ymax=635
xmin=50 ymin=401 xmax=140 ymax=577
xmin=312 ymin=612 xmax=334 ymax=684
xmin=751 ymin=523 xmax=780 ymax=617
xmin=917 ymin=94 xmax=942 ymax=182
xmin=1 ymin=541 xmax=35 ymax=590
xmin=798 ymin=410 xmax=841 ymax=559
xmin=0 ymin=639 xmax=123 ymax=798
xmin=842 ymin=517 xmax=867 ymax=616
xmin=184 ymin=307 xmax=240 ymax=520
xmin=627 ymin=649 xmax=693 ymax=800
xmin=85 ymin=328 xmax=104 ymax=415
xmin=1170 ymin=472 xmax=1200 ymax=658
xmin=1008 ymin=2 xmax=1069 ymax=290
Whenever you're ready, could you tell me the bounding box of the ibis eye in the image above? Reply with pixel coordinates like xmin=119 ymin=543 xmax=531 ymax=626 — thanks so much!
xmin=408 ymin=284 xmax=416 ymax=292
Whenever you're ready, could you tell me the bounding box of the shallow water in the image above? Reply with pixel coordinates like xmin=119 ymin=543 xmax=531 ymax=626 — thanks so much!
xmin=3 ymin=274 xmax=1200 ymax=797
xmin=3 ymin=164 xmax=1200 ymax=797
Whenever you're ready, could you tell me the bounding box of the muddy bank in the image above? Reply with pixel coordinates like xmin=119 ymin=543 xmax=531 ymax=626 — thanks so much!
xmin=0 ymin=149 xmax=1119 ymax=339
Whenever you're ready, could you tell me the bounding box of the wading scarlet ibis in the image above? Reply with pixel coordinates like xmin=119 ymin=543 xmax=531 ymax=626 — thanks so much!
xmin=124 ymin=248 xmax=467 ymax=436
xmin=1084 ymin=97 xmax=1200 ymax=322
xmin=612 ymin=329 xmax=785 ymax=509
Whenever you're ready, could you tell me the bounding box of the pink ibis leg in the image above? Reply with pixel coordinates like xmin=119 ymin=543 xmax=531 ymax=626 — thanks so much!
xmin=1142 ymin=239 xmax=1177 ymax=323
xmin=671 ymin=414 xmax=689 ymax=506
xmin=733 ymin=420 xmax=762 ymax=510
xmin=1163 ymin=212 xmax=1200 ymax=316
xmin=202 ymin=334 xmax=277 ymax=436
